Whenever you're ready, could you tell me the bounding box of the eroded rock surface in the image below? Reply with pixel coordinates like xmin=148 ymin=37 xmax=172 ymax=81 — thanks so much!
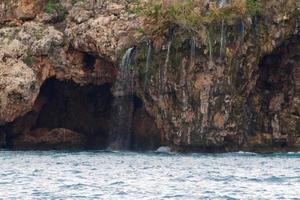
xmin=13 ymin=128 xmax=87 ymax=150
xmin=0 ymin=59 xmax=39 ymax=123
xmin=0 ymin=0 xmax=299 ymax=151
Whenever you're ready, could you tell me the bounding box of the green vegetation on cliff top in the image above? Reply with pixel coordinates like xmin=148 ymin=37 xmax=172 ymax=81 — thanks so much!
xmin=134 ymin=0 xmax=263 ymax=36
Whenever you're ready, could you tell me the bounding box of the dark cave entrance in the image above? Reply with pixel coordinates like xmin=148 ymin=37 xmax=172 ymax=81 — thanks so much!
xmin=35 ymin=78 xmax=113 ymax=148
xmin=82 ymin=54 xmax=97 ymax=70
xmin=4 ymin=78 xmax=114 ymax=149
xmin=3 ymin=78 xmax=161 ymax=150
xmin=248 ymin=37 xmax=300 ymax=147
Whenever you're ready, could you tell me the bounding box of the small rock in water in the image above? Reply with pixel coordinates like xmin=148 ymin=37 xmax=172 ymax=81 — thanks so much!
xmin=156 ymin=146 xmax=171 ymax=153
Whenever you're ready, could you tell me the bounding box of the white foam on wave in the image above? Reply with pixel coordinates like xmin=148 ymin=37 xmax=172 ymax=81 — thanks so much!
xmin=105 ymin=147 xmax=121 ymax=153
xmin=236 ymin=151 xmax=258 ymax=155
xmin=287 ymin=152 xmax=300 ymax=154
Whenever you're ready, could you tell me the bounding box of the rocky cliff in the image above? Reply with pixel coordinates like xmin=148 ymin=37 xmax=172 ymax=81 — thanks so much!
xmin=0 ymin=0 xmax=299 ymax=152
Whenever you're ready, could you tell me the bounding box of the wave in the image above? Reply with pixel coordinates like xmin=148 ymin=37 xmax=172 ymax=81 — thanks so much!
xmin=235 ymin=151 xmax=258 ymax=155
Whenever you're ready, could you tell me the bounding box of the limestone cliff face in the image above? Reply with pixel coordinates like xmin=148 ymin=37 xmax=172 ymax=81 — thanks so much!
xmin=134 ymin=0 xmax=300 ymax=152
xmin=0 ymin=0 xmax=299 ymax=151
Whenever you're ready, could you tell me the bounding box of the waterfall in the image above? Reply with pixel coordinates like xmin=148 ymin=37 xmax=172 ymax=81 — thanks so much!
xmin=240 ymin=21 xmax=245 ymax=41
xmin=182 ymin=38 xmax=196 ymax=111
xmin=208 ymin=31 xmax=213 ymax=64
xmin=112 ymin=47 xmax=135 ymax=95
xmin=295 ymin=19 xmax=299 ymax=34
xmin=217 ymin=0 xmax=227 ymax=8
xmin=190 ymin=37 xmax=196 ymax=66
xmin=122 ymin=47 xmax=135 ymax=94
xmin=253 ymin=16 xmax=258 ymax=37
xmin=109 ymin=47 xmax=135 ymax=150
xmin=220 ymin=19 xmax=225 ymax=57
xmin=160 ymin=41 xmax=172 ymax=93
xmin=200 ymin=86 xmax=210 ymax=132
xmin=165 ymin=41 xmax=172 ymax=70
xmin=180 ymin=58 xmax=188 ymax=111
xmin=122 ymin=48 xmax=134 ymax=72
xmin=182 ymin=87 xmax=188 ymax=111
xmin=144 ymin=42 xmax=152 ymax=85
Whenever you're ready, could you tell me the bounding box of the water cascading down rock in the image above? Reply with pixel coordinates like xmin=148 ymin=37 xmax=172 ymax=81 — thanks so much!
xmin=109 ymin=47 xmax=135 ymax=150
xmin=217 ymin=0 xmax=227 ymax=8
xmin=144 ymin=42 xmax=152 ymax=85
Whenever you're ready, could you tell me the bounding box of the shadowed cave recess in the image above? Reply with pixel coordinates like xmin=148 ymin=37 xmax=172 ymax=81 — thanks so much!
xmin=1 ymin=77 xmax=161 ymax=150
xmin=246 ymin=36 xmax=300 ymax=150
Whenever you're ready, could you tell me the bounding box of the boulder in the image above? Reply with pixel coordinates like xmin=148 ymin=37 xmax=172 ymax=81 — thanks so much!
xmin=13 ymin=128 xmax=87 ymax=150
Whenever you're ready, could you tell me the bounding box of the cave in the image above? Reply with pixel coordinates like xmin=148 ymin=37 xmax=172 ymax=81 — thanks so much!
xmin=248 ymin=37 xmax=300 ymax=148
xmin=83 ymin=53 xmax=97 ymax=70
xmin=2 ymin=78 xmax=161 ymax=150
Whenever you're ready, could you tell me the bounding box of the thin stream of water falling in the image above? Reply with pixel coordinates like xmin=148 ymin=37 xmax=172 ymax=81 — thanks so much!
xmin=220 ymin=19 xmax=225 ymax=57
xmin=190 ymin=37 xmax=196 ymax=66
xmin=122 ymin=47 xmax=135 ymax=95
xmin=145 ymin=42 xmax=152 ymax=85
xmin=295 ymin=19 xmax=299 ymax=34
xmin=109 ymin=47 xmax=135 ymax=150
xmin=165 ymin=41 xmax=172 ymax=70
xmin=217 ymin=0 xmax=227 ymax=58
xmin=160 ymin=41 xmax=172 ymax=93
xmin=208 ymin=31 xmax=213 ymax=64
xmin=241 ymin=21 xmax=245 ymax=40
xmin=182 ymin=38 xmax=196 ymax=111
xmin=253 ymin=16 xmax=258 ymax=36
xmin=218 ymin=0 xmax=227 ymax=8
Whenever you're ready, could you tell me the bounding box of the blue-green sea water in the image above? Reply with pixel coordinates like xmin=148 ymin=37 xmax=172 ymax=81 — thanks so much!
xmin=0 ymin=150 xmax=299 ymax=199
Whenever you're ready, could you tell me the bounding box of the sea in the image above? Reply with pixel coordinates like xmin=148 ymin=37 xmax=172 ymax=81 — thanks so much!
xmin=0 ymin=150 xmax=299 ymax=199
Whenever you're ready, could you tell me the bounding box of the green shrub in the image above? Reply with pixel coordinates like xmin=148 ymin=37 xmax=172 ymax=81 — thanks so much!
xmin=44 ymin=0 xmax=59 ymax=13
xmin=142 ymin=0 xmax=262 ymax=30
xmin=22 ymin=56 xmax=33 ymax=66
xmin=57 ymin=10 xmax=66 ymax=21
xmin=246 ymin=0 xmax=262 ymax=16
xmin=141 ymin=0 xmax=205 ymax=37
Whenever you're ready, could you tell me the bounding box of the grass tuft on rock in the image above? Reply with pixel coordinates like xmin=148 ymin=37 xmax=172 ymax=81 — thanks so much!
xmin=44 ymin=0 xmax=59 ymax=13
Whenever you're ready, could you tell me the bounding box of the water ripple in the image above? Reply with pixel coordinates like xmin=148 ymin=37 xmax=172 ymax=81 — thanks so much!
xmin=0 ymin=150 xmax=299 ymax=199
